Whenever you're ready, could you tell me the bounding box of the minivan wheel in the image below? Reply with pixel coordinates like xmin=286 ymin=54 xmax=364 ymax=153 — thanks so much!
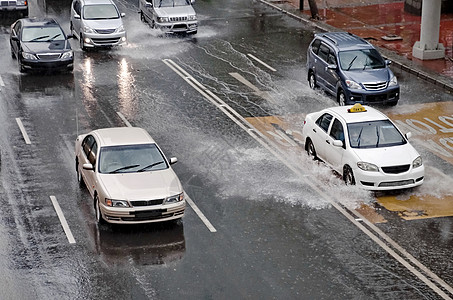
xmin=343 ymin=166 xmax=356 ymax=185
xmin=95 ymin=194 xmax=106 ymax=225
xmin=80 ymin=34 xmax=86 ymax=51
xmin=338 ymin=90 xmax=346 ymax=106
xmin=308 ymin=72 xmax=317 ymax=89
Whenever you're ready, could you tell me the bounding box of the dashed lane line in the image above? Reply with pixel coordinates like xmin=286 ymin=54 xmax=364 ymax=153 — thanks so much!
xmin=0 ymin=75 xmax=5 ymax=88
xmin=15 ymin=118 xmax=31 ymax=144
xmin=50 ymin=196 xmax=76 ymax=244
xmin=117 ymin=111 xmax=133 ymax=127
xmin=247 ymin=54 xmax=277 ymax=72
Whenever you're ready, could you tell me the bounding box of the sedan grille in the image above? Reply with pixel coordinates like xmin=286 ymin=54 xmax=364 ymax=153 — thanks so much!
xmin=1 ymin=1 xmax=15 ymax=6
xmin=131 ymin=199 xmax=164 ymax=207
xmin=37 ymin=53 xmax=61 ymax=60
xmin=363 ymin=81 xmax=387 ymax=91
xmin=94 ymin=29 xmax=116 ymax=34
xmin=170 ymin=16 xmax=187 ymax=21
xmin=381 ymin=165 xmax=410 ymax=174
xmin=379 ymin=179 xmax=414 ymax=187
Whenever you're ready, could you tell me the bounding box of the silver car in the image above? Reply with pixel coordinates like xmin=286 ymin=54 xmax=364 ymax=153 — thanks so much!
xmin=70 ymin=0 xmax=126 ymax=50
xmin=75 ymin=127 xmax=185 ymax=225
xmin=139 ymin=0 xmax=197 ymax=34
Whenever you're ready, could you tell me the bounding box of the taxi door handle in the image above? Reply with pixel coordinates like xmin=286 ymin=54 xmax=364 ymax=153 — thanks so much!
xmin=326 ymin=140 xmax=330 ymax=144
xmin=312 ymin=128 xmax=316 ymax=133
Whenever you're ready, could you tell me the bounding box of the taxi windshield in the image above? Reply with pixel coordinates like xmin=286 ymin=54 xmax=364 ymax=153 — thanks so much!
xmin=339 ymin=49 xmax=386 ymax=71
xmin=98 ymin=144 xmax=168 ymax=174
xmin=347 ymin=120 xmax=406 ymax=149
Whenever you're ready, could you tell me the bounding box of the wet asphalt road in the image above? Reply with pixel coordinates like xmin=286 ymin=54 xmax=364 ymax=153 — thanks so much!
xmin=0 ymin=0 xmax=453 ymax=299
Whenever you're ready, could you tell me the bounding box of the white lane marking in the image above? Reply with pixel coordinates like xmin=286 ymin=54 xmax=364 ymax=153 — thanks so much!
xmin=0 ymin=75 xmax=5 ymax=87
xmin=117 ymin=111 xmax=132 ymax=127
xmin=229 ymin=72 xmax=261 ymax=93
xmin=247 ymin=54 xmax=277 ymax=72
xmin=15 ymin=118 xmax=31 ymax=144
xmin=185 ymin=193 xmax=217 ymax=233
xmin=163 ymin=58 xmax=453 ymax=299
xmin=50 ymin=196 xmax=76 ymax=244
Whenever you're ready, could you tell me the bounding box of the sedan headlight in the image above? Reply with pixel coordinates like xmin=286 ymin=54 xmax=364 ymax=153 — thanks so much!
xmin=106 ymin=198 xmax=131 ymax=208
xmin=61 ymin=51 xmax=73 ymax=59
xmin=83 ymin=26 xmax=95 ymax=33
xmin=412 ymin=156 xmax=423 ymax=168
xmin=115 ymin=25 xmax=125 ymax=33
xmin=388 ymin=75 xmax=398 ymax=86
xmin=22 ymin=52 xmax=37 ymax=60
xmin=157 ymin=17 xmax=169 ymax=23
xmin=164 ymin=193 xmax=184 ymax=204
xmin=357 ymin=162 xmax=379 ymax=172
xmin=188 ymin=14 xmax=197 ymax=21
xmin=345 ymin=79 xmax=362 ymax=90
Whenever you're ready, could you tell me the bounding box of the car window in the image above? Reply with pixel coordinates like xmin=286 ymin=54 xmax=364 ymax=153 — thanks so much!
xmin=327 ymin=52 xmax=337 ymax=65
xmin=310 ymin=39 xmax=321 ymax=54
xmin=347 ymin=120 xmax=406 ymax=148
xmin=83 ymin=4 xmax=119 ymax=19
xmin=98 ymin=144 xmax=169 ymax=174
xmin=13 ymin=21 xmax=21 ymax=36
xmin=82 ymin=135 xmax=95 ymax=157
xmin=315 ymin=113 xmax=333 ymax=133
xmin=329 ymin=118 xmax=344 ymax=142
xmin=338 ymin=49 xmax=386 ymax=71
xmin=158 ymin=0 xmax=190 ymax=7
xmin=317 ymin=44 xmax=330 ymax=62
xmin=21 ymin=26 xmax=65 ymax=42
xmin=89 ymin=142 xmax=98 ymax=166
xmin=74 ymin=0 xmax=81 ymax=15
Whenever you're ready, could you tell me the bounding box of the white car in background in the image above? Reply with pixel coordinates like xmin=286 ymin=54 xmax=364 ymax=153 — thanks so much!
xmin=75 ymin=127 xmax=185 ymax=224
xmin=302 ymin=104 xmax=424 ymax=190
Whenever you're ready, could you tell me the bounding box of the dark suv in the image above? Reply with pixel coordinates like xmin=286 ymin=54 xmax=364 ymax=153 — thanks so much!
xmin=307 ymin=32 xmax=400 ymax=106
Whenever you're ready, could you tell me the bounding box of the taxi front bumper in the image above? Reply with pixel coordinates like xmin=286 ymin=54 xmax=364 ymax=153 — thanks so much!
xmin=353 ymin=165 xmax=425 ymax=191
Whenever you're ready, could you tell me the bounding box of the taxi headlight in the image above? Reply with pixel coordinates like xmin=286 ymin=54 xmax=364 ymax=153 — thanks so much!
xmin=412 ymin=156 xmax=423 ymax=168
xmin=188 ymin=14 xmax=197 ymax=21
xmin=106 ymin=198 xmax=130 ymax=208
xmin=61 ymin=51 xmax=73 ymax=59
xmin=157 ymin=17 xmax=169 ymax=23
xmin=357 ymin=162 xmax=379 ymax=172
xmin=388 ymin=75 xmax=398 ymax=86
xmin=22 ymin=52 xmax=37 ymax=60
xmin=164 ymin=193 xmax=184 ymax=204
xmin=345 ymin=79 xmax=362 ymax=90
xmin=83 ymin=26 xmax=95 ymax=33
xmin=115 ymin=25 xmax=125 ymax=33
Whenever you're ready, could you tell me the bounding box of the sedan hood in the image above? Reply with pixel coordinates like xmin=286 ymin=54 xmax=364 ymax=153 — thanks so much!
xmin=155 ymin=6 xmax=195 ymax=18
xmin=22 ymin=40 xmax=70 ymax=53
xmin=99 ymin=169 xmax=182 ymax=200
xmin=344 ymin=68 xmax=391 ymax=84
xmin=353 ymin=144 xmax=419 ymax=167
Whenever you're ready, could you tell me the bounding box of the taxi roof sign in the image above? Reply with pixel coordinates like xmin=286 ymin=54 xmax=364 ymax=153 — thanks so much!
xmin=348 ymin=103 xmax=367 ymax=113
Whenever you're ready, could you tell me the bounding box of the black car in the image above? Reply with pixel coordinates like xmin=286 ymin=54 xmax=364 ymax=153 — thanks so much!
xmin=10 ymin=18 xmax=74 ymax=73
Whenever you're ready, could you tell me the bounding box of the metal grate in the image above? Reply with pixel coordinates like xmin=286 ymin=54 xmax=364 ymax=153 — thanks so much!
xmin=381 ymin=165 xmax=410 ymax=174
xmin=170 ymin=16 xmax=187 ymax=21
xmin=363 ymin=81 xmax=387 ymax=91
xmin=37 ymin=53 xmax=61 ymax=60
xmin=131 ymin=199 xmax=164 ymax=207
xmin=95 ymin=29 xmax=115 ymax=34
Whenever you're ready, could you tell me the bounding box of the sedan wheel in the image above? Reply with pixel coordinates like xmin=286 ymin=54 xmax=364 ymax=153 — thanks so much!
xmin=95 ymin=195 xmax=106 ymax=225
xmin=338 ymin=90 xmax=346 ymax=106
xmin=140 ymin=11 xmax=146 ymax=23
xmin=308 ymin=72 xmax=317 ymax=89
xmin=80 ymin=34 xmax=86 ymax=51
xmin=343 ymin=166 xmax=356 ymax=185
xmin=306 ymin=139 xmax=317 ymax=160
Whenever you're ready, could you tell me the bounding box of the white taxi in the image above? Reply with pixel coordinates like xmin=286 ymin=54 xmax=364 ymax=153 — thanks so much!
xmin=302 ymin=104 xmax=424 ymax=190
xmin=75 ymin=127 xmax=185 ymax=224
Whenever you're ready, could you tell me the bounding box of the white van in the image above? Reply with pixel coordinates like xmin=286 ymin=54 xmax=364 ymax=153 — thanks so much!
xmin=70 ymin=0 xmax=127 ymax=50
xmin=139 ymin=0 xmax=197 ymax=34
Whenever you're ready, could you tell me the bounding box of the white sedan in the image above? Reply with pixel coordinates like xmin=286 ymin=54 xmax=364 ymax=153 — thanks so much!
xmin=75 ymin=127 xmax=185 ymax=224
xmin=302 ymin=104 xmax=424 ymax=190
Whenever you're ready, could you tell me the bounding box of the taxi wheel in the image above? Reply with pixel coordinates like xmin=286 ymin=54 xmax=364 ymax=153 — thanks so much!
xmin=338 ymin=90 xmax=346 ymax=106
xmin=343 ymin=166 xmax=356 ymax=185
xmin=95 ymin=194 xmax=106 ymax=225
xmin=308 ymin=72 xmax=317 ymax=89
xmin=76 ymin=160 xmax=85 ymax=187
xmin=306 ymin=139 xmax=317 ymax=160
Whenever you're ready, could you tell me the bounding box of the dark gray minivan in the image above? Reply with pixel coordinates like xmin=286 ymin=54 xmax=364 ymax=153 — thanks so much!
xmin=307 ymin=32 xmax=400 ymax=106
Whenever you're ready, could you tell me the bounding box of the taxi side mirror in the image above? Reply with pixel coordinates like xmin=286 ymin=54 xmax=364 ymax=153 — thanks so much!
xmin=83 ymin=163 xmax=94 ymax=171
xmin=333 ymin=140 xmax=343 ymax=147
xmin=169 ymin=157 xmax=178 ymax=165
xmin=405 ymin=132 xmax=412 ymax=140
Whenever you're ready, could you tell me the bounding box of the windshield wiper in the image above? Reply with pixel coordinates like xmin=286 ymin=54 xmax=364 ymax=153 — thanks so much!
xmin=347 ymin=56 xmax=357 ymax=71
xmin=47 ymin=34 xmax=61 ymax=41
xmin=137 ymin=161 xmax=164 ymax=172
xmin=375 ymin=126 xmax=380 ymax=147
xmin=109 ymin=164 xmax=140 ymax=174
xmin=356 ymin=127 xmax=363 ymax=148
xmin=30 ymin=35 xmax=49 ymax=42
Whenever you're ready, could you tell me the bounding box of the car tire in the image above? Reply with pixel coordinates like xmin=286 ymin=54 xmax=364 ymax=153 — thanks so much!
xmin=80 ymin=33 xmax=86 ymax=51
xmin=150 ymin=19 xmax=156 ymax=29
xmin=76 ymin=159 xmax=85 ymax=187
xmin=18 ymin=57 xmax=25 ymax=73
xmin=308 ymin=71 xmax=317 ymax=89
xmin=343 ymin=166 xmax=356 ymax=185
xmin=306 ymin=138 xmax=317 ymax=160
xmin=140 ymin=11 xmax=146 ymax=23
xmin=94 ymin=194 xmax=106 ymax=225
xmin=338 ymin=90 xmax=346 ymax=106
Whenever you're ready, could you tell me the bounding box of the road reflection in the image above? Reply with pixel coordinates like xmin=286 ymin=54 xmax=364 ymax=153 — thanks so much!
xmin=90 ymin=222 xmax=186 ymax=266
xmin=18 ymin=72 xmax=75 ymax=94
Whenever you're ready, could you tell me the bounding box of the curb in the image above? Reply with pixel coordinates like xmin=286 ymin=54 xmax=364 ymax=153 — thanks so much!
xmin=258 ymin=0 xmax=453 ymax=93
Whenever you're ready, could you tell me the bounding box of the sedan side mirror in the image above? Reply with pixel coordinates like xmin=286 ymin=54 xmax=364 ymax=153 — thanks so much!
xmin=169 ymin=157 xmax=178 ymax=165
xmin=145 ymin=1 xmax=152 ymax=7
xmin=74 ymin=13 xmax=81 ymax=20
xmin=333 ymin=140 xmax=343 ymax=147
xmin=386 ymin=60 xmax=392 ymax=66
xmin=121 ymin=12 xmax=125 ymax=17
xmin=83 ymin=163 xmax=94 ymax=170
xmin=190 ymin=0 xmax=195 ymax=4
xmin=405 ymin=132 xmax=412 ymax=140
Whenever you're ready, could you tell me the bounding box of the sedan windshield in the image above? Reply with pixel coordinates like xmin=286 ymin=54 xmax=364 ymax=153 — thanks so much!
xmin=339 ymin=49 xmax=385 ymax=71
xmin=98 ymin=144 xmax=168 ymax=174
xmin=83 ymin=4 xmax=119 ymax=19
xmin=22 ymin=26 xmax=65 ymax=42
xmin=159 ymin=0 xmax=190 ymax=7
xmin=347 ymin=120 xmax=406 ymax=149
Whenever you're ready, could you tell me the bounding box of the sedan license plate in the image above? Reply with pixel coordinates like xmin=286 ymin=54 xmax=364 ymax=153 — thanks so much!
xmin=133 ymin=209 xmax=165 ymax=218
